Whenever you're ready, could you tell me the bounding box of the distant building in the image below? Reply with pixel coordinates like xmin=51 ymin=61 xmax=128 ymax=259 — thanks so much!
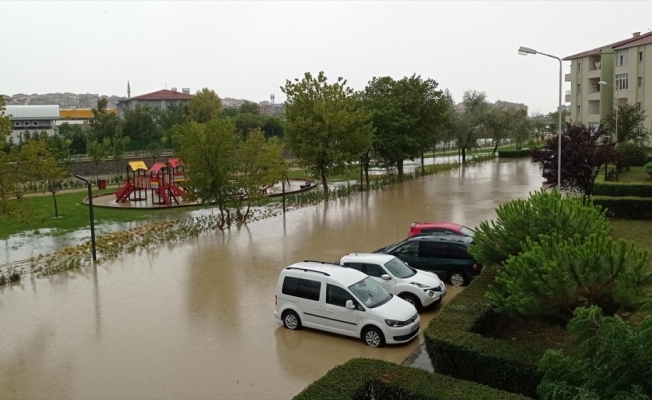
xmin=259 ymin=95 xmax=285 ymax=115
xmin=494 ymin=100 xmax=528 ymax=113
xmin=116 ymin=84 xmax=193 ymax=117
xmin=5 ymin=105 xmax=60 ymax=142
xmin=59 ymin=108 xmax=117 ymax=120
xmin=222 ymin=97 xmax=246 ymax=108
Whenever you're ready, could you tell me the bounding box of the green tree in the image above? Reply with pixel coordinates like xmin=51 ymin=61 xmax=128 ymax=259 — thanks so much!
xmin=122 ymin=104 xmax=160 ymax=147
xmin=0 ymin=95 xmax=11 ymax=145
xmin=452 ymin=90 xmax=490 ymax=163
xmin=238 ymin=100 xmax=260 ymax=115
xmin=603 ymin=103 xmax=648 ymax=144
xmin=468 ymin=189 xmax=610 ymax=266
xmin=175 ymin=119 xmax=239 ymax=227
xmin=486 ymin=107 xmax=511 ymax=154
xmin=232 ymin=112 xmax=264 ymax=138
xmin=538 ymin=305 xmax=652 ymax=399
xmin=486 ymin=232 xmax=652 ymax=318
xmin=86 ymin=139 xmax=110 ymax=183
xmin=282 ymin=72 xmax=374 ymax=197
xmin=90 ymin=98 xmax=122 ymax=142
xmin=158 ymin=102 xmax=188 ymax=146
xmin=19 ymin=140 xmax=68 ymax=218
xmin=262 ymin=116 xmax=284 ymax=139
xmin=0 ymin=96 xmax=26 ymax=216
xmin=235 ymin=128 xmax=287 ymax=221
xmin=58 ymin=122 xmax=87 ymax=154
xmin=221 ymin=107 xmax=239 ymax=118
xmin=188 ymin=88 xmax=222 ymax=123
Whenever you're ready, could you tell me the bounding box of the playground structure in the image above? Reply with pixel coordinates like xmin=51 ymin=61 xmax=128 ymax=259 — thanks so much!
xmin=115 ymin=158 xmax=186 ymax=206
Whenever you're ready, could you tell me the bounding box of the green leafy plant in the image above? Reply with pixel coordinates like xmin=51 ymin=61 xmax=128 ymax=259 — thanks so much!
xmin=593 ymin=197 xmax=652 ymax=220
xmin=617 ymin=142 xmax=648 ymax=170
xmin=593 ymin=182 xmax=652 ymax=197
xmin=468 ymin=189 xmax=610 ymax=266
xmin=537 ymin=305 xmax=652 ymax=400
xmin=645 ymin=161 xmax=652 ymax=178
xmin=486 ymin=233 xmax=652 ymax=319
xmin=498 ymin=149 xmax=532 ymax=158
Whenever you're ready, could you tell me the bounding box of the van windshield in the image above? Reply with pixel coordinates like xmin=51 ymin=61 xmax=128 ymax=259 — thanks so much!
xmin=384 ymin=258 xmax=416 ymax=279
xmin=348 ymin=277 xmax=392 ymax=308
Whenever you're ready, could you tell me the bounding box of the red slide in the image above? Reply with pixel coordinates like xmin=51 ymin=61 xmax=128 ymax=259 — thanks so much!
xmin=116 ymin=182 xmax=134 ymax=203
xmin=159 ymin=189 xmax=171 ymax=206
xmin=169 ymin=185 xmax=185 ymax=197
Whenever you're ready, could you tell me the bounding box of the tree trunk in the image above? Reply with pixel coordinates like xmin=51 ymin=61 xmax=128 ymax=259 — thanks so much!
xmin=52 ymin=192 xmax=59 ymax=218
xmin=244 ymin=202 xmax=251 ymax=222
xmin=397 ymin=159 xmax=404 ymax=180
xmin=321 ymin=170 xmax=329 ymax=199
xmin=462 ymin=147 xmax=467 ymax=163
xmin=364 ymin=160 xmax=369 ymax=190
xmin=493 ymin=140 xmax=499 ymax=154
xmin=421 ymin=151 xmax=425 ymax=177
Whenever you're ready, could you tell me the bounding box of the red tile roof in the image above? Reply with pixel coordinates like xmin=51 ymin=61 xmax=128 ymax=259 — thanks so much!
xmin=132 ymin=89 xmax=193 ymax=101
xmin=563 ymin=32 xmax=652 ymax=60
xmin=613 ymin=31 xmax=652 ymax=50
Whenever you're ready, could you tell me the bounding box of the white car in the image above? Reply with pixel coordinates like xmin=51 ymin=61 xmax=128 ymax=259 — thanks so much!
xmin=274 ymin=261 xmax=420 ymax=347
xmin=339 ymin=253 xmax=446 ymax=310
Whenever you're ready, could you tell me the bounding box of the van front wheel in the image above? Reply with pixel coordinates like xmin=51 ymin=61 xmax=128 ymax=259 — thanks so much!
xmin=362 ymin=326 xmax=386 ymax=347
xmin=282 ymin=310 xmax=301 ymax=330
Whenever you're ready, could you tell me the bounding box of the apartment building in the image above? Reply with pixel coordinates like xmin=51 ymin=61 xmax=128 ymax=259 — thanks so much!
xmin=4 ymin=105 xmax=60 ymax=142
xmin=563 ymin=31 xmax=652 ymax=132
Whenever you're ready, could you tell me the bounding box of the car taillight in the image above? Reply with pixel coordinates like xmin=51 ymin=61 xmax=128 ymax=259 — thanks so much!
xmin=275 ymin=295 xmax=277 ymax=305
xmin=473 ymin=263 xmax=482 ymax=272
xmin=410 ymin=222 xmax=417 ymax=228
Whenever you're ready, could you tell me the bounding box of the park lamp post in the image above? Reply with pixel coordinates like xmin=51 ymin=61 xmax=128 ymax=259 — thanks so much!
xmin=75 ymin=175 xmax=97 ymax=262
xmin=518 ymin=46 xmax=563 ymax=188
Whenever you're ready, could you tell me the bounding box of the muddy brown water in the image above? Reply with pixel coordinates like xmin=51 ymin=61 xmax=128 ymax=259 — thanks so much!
xmin=0 ymin=158 xmax=543 ymax=400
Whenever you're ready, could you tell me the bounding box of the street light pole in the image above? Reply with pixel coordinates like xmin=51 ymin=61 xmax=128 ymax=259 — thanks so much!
xmin=75 ymin=175 xmax=97 ymax=262
xmin=599 ymin=80 xmax=618 ymax=179
xmin=519 ymin=46 xmax=564 ymax=188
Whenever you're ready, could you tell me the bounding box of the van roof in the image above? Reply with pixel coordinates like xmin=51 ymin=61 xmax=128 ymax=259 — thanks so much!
xmin=340 ymin=253 xmax=395 ymax=264
xmin=410 ymin=235 xmax=473 ymax=245
xmin=283 ymin=261 xmax=367 ymax=287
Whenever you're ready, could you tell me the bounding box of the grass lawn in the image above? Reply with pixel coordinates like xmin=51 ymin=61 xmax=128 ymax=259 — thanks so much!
xmin=286 ymin=166 xmax=363 ymax=182
xmin=0 ymin=190 xmax=203 ymax=239
xmin=596 ymin=166 xmax=652 ymax=184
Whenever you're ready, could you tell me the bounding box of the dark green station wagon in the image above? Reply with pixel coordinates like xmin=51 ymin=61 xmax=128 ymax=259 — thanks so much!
xmin=373 ymin=235 xmax=483 ymax=286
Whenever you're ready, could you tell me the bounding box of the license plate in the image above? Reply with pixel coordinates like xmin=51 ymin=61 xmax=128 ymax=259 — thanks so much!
xmin=411 ymin=324 xmax=419 ymax=332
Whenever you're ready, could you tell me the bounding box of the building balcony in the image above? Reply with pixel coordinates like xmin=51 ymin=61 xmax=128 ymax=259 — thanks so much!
xmin=565 ymin=73 xmax=572 ymax=82
xmin=587 ymin=69 xmax=601 ymax=79
xmin=586 ymin=114 xmax=602 ymax=123
xmin=587 ymin=91 xmax=601 ymax=101
xmin=565 ymin=93 xmax=572 ymax=103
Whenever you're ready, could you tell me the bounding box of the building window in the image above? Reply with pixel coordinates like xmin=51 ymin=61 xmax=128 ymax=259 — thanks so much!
xmin=577 ymin=105 xmax=582 ymax=115
xmin=639 ymin=77 xmax=643 ymax=88
xmin=639 ymin=51 xmax=644 ymax=62
xmin=14 ymin=121 xmax=19 ymax=126
xmin=24 ymin=121 xmax=30 ymax=126
xmin=638 ymin=102 xmax=642 ymax=111
xmin=578 ymin=61 xmax=582 ymax=72
xmin=616 ymin=73 xmax=629 ymax=90
xmin=577 ymin=83 xmax=581 ymax=93
xmin=616 ymin=49 xmax=628 ymax=66
xmin=33 ymin=121 xmax=38 ymax=126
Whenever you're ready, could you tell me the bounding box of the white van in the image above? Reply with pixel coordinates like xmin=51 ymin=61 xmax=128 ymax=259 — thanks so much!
xmin=339 ymin=253 xmax=446 ymax=310
xmin=274 ymin=261 xmax=420 ymax=347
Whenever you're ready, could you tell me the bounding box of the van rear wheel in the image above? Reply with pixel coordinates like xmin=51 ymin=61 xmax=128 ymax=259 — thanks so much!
xmin=282 ymin=310 xmax=301 ymax=330
xmin=448 ymin=271 xmax=468 ymax=286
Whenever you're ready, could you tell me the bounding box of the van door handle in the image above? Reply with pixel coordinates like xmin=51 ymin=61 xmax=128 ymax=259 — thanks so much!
xmin=326 ymin=309 xmax=333 ymax=313
xmin=316 ymin=307 xmax=324 ymax=310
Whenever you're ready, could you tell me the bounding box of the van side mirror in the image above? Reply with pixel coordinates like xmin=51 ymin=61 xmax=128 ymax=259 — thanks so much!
xmin=381 ymin=274 xmax=391 ymax=280
xmin=345 ymin=300 xmax=356 ymax=309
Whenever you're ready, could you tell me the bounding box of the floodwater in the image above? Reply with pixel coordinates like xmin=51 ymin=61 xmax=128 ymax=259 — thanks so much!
xmin=0 ymin=158 xmax=543 ymax=400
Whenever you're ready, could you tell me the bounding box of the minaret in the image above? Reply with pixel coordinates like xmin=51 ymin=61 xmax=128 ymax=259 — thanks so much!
xmin=127 ymin=80 xmax=131 ymax=99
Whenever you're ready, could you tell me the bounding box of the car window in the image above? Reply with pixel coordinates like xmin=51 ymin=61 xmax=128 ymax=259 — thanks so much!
xmin=364 ymin=263 xmax=386 ymax=278
xmin=326 ymin=284 xmax=356 ymax=308
xmin=282 ymin=277 xmax=321 ymax=301
xmin=395 ymin=241 xmax=419 ymax=256
xmin=444 ymin=229 xmax=461 ymax=235
xmin=384 ymin=258 xmax=416 ymax=278
xmin=343 ymin=262 xmax=364 ymax=272
xmin=449 ymin=244 xmax=473 ymax=260
xmin=348 ymin=277 xmax=392 ymax=308
xmin=419 ymin=242 xmax=448 ymax=258
xmin=460 ymin=226 xmax=475 ymax=237
xmin=422 ymin=228 xmax=444 ymax=234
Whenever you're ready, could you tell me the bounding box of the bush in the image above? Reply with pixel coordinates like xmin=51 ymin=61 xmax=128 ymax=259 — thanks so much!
xmin=646 ymin=161 xmax=652 ymax=178
xmin=593 ymin=196 xmax=652 ymax=220
xmin=617 ymin=142 xmax=648 ymax=169
xmin=468 ymin=189 xmax=610 ymax=266
xmin=593 ymin=182 xmax=652 ymax=197
xmin=293 ymin=358 xmax=530 ymax=400
xmin=424 ymin=268 xmax=543 ymax=398
xmin=499 ymin=149 xmax=532 ymax=158
xmin=486 ymin=233 xmax=652 ymax=318
xmin=537 ymin=305 xmax=652 ymax=400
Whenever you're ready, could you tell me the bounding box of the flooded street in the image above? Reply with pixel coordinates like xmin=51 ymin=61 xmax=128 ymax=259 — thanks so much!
xmin=0 ymin=158 xmax=542 ymax=400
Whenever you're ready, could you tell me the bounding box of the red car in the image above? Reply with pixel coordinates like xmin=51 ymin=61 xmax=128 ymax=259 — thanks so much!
xmin=408 ymin=222 xmax=475 ymax=238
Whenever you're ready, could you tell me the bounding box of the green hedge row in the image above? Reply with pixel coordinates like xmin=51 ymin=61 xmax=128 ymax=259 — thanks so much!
xmin=498 ymin=149 xmax=533 ymax=158
xmin=423 ymin=268 xmax=543 ymax=398
xmin=293 ymin=358 xmax=530 ymax=400
xmin=593 ymin=196 xmax=652 ymax=220
xmin=593 ymin=182 xmax=652 ymax=197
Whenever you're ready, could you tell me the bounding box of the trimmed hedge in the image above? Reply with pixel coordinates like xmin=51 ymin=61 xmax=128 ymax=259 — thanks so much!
xmin=424 ymin=268 xmax=543 ymax=398
xmin=498 ymin=149 xmax=533 ymax=158
xmin=593 ymin=182 xmax=652 ymax=197
xmin=593 ymin=196 xmax=652 ymax=220
xmin=293 ymin=358 xmax=530 ymax=400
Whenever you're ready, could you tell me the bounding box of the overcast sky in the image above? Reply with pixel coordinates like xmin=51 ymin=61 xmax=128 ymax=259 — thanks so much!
xmin=2 ymin=1 xmax=651 ymax=114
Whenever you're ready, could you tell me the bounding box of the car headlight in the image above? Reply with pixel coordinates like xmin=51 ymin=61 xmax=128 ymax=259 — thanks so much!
xmin=410 ymin=281 xmax=428 ymax=288
xmin=385 ymin=319 xmax=406 ymax=327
